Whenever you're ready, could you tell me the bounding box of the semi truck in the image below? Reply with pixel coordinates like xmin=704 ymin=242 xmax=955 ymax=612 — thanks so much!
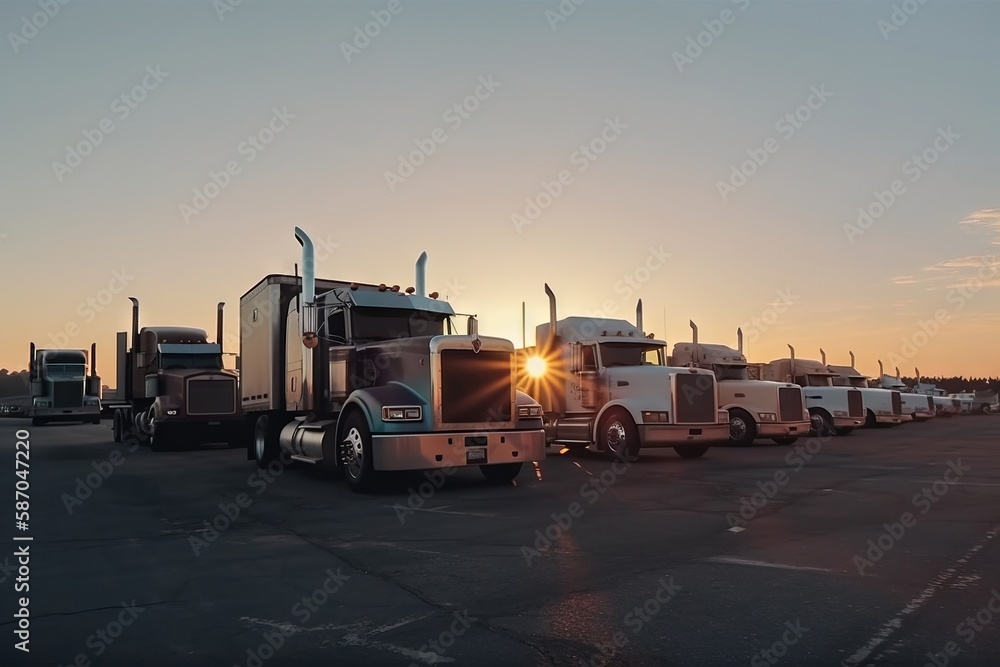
xmin=668 ymin=323 xmax=810 ymax=446
xmin=516 ymin=290 xmax=729 ymax=460
xmin=239 ymin=227 xmax=546 ymax=492
xmin=111 ymin=299 xmax=243 ymax=451
xmin=903 ymin=367 xmax=961 ymax=416
xmin=823 ymin=351 xmax=905 ymax=427
xmin=948 ymin=390 xmax=999 ymax=414
xmin=748 ymin=346 xmax=865 ymax=436
xmin=878 ymin=365 xmax=936 ymax=422
xmin=27 ymin=343 xmax=101 ymax=425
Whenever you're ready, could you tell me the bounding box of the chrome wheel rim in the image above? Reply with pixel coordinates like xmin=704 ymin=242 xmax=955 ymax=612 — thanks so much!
xmin=343 ymin=427 xmax=365 ymax=479
xmin=605 ymin=421 xmax=628 ymax=454
xmin=254 ymin=418 xmax=267 ymax=461
xmin=730 ymin=417 xmax=747 ymax=440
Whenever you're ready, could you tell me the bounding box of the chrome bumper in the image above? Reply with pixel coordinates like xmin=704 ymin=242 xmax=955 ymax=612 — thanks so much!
xmin=637 ymin=423 xmax=730 ymax=446
xmin=758 ymin=421 xmax=811 ymax=437
xmin=834 ymin=416 xmax=865 ymax=428
xmin=371 ymin=429 xmax=545 ymax=471
xmin=32 ymin=406 xmax=99 ymax=419
xmin=875 ymin=414 xmax=904 ymax=425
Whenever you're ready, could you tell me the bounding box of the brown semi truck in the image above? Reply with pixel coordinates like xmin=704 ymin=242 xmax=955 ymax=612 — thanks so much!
xmin=111 ymin=298 xmax=242 ymax=451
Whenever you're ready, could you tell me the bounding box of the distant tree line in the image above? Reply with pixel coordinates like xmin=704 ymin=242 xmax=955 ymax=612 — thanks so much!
xmin=900 ymin=376 xmax=1000 ymax=394
xmin=0 ymin=369 xmax=30 ymax=399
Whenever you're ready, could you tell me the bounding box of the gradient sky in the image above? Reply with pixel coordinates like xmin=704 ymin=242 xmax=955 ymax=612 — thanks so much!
xmin=1 ymin=0 xmax=998 ymax=381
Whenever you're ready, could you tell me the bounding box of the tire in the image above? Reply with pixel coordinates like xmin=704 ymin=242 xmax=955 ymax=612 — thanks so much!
xmin=981 ymin=404 xmax=991 ymax=415
xmin=728 ymin=409 xmax=757 ymax=446
xmin=675 ymin=445 xmax=709 ymax=459
xmin=772 ymin=436 xmax=798 ymax=445
xmin=112 ymin=411 xmax=123 ymax=443
xmin=480 ymin=462 xmax=523 ymax=484
xmin=865 ymin=409 xmax=877 ymax=428
xmin=253 ymin=414 xmax=281 ymax=468
xmin=149 ymin=423 xmax=173 ymax=452
xmin=810 ymin=409 xmax=833 ymax=437
xmin=339 ymin=411 xmax=375 ymax=492
xmin=597 ymin=408 xmax=640 ymax=462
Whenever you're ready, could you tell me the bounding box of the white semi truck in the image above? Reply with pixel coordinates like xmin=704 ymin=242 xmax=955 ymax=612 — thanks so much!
xmin=823 ymin=351 xmax=905 ymax=427
xmin=877 ymin=365 xmax=936 ymax=422
xmin=27 ymin=343 xmax=102 ymax=425
xmin=904 ymin=367 xmax=961 ymax=416
xmin=669 ymin=324 xmax=810 ymax=446
xmin=748 ymin=346 xmax=865 ymax=436
xmin=516 ymin=291 xmax=729 ymax=460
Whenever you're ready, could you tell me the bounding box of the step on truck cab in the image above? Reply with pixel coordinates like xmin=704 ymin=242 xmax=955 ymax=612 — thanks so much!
xmin=240 ymin=227 xmax=545 ymax=492
xmin=824 ymin=351 xmax=905 ymax=427
xmin=28 ymin=343 xmax=102 ymax=425
xmin=748 ymin=346 xmax=865 ymax=436
xmin=669 ymin=323 xmax=810 ymax=446
xmin=112 ymin=300 xmax=243 ymax=450
xmin=516 ymin=290 xmax=729 ymax=460
xmin=877 ymin=365 xmax=935 ymax=422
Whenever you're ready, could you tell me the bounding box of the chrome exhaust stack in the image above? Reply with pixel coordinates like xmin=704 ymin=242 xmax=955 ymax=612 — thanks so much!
xmin=737 ymin=328 xmax=743 ymax=355
xmin=690 ymin=320 xmax=698 ymax=345
xmin=636 ymin=299 xmax=643 ymax=333
xmin=294 ymin=227 xmax=318 ymax=412
xmin=878 ymin=359 xmax=885 ymax=381
xmin=415 ymin=252 xmax=427 ymax=297
xmin=91 ymin=343 xmax=97 ymax=377
xmin=129 ymin=297 xmax=140 ymax=350
xmin=29 ymin=342 xmax=35 ymax=379
xmin=788 ymin=344 xmax=796 ymax=380
xmin=850 ymin=351 xmax=856 ymax=368
xmin=544 ymin=283 xmax=557 ymax=335
xmin=217 ymin=302 xmax=225 ymax=349
xmin=820 ymin=348 xmax=826 ymax=366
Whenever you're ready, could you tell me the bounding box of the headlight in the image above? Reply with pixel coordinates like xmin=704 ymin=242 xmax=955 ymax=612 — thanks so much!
xmin=33 ymin=399 xmax=49 ymax=408
xmin=758 ymin=412 xmax=777 ymax=422
xmin=642 ymin=411 xmax=669 ymax=423
xmin=382 ymin=406 xmax=422 ymax=421
xmin=517 ymin=405 xmax=543 ymax=419
xmin=166 ymin=410 xmax=177 ymax=416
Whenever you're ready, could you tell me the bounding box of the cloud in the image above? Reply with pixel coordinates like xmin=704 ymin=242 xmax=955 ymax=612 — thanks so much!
xmin=891 ymin=275 xmax=918 ymax=284
xmin=894 ymin=209 xmax=1000 ymax=288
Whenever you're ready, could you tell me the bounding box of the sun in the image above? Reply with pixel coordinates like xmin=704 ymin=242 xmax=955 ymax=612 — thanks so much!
xmin=526 ymin=356 xmax=547 ymax=378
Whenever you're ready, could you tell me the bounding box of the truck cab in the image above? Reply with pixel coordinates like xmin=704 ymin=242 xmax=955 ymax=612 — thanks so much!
xmin=240 ymin=228 xmax=545 ymax=491
xmin=823 ymin=351 xmax=905 ymax=427
xmin=669 ymin=323 xmax=810 ymax=446
xmin=517 ymin=290 xmax=729 ymax=460
xmin=28 ymin=343 xmax=101 ymax=425
xmin=112 ymin=300 xmax=242 ymax=450
xmin=750 ymin=346 xmax=865 ymax=436
xmin=875 ymin=365 xmax=935 ymax=422
xmin=910 ymin=380 xmax=961 ymax=416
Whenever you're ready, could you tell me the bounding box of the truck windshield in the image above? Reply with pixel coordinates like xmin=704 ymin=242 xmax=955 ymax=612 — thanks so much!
xmin=600 ymin=343 xmax=664 ymax=367
xmin=352 ymin=308 xmax=449 ymax=342
xmin=797 ymin=375 xmax=834 ymax=387
xmin=714 ymin=365 xmax=748 ymax=381
xmin=848 ymin=377 xmax=869 ymax=388
xmin=46 ymin=364 xmax=85 ymax=379
xmin=160 ymin=354 xmax=222 ymax=370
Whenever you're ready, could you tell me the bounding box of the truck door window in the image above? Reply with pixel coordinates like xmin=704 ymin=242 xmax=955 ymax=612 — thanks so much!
xmin=643 ymin=348 xmax=664 ymax=366
xmin=581 ymin=345 xmax=598 ymax=371
xmin=327 ymin=309 xmax=347 ymax=344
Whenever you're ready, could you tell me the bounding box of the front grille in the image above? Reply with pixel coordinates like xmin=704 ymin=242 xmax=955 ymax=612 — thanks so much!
xmin=891 ymin=391 xmax=902 ymax=415
xmin=778 ymin=387 xmax=803 ymax=422
xmin=53 ymin=381 xmax=83 ymax=408
xmin=440 ymin=350 xmax=512 ymax=424
xmin=187 ymin=378 xmax=237 ymax=415
xmin=848 ymin=390 xmax=864 ymax=418
xmin=673 ymin=373 xmax=716 ymax=423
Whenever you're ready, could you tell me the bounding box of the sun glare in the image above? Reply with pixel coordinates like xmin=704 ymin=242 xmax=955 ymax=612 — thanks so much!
xmin=526 ymin=356 xmax=547 ymax=378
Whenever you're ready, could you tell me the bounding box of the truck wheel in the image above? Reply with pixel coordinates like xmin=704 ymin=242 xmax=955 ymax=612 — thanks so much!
xmin=598 ymin=408 xmax=639 ymax=462
xmin=809 ymin=409 xmax=833 ymax=437
xmin=865 ymin=409 xmax=877 ymax=428
xmin=340 ymin=412 xmax=375 ymax=492
xmin=149 ymin=424 xmax=173 ymax=452
xmin=674 ymin=445 xmax=709 ymax=459
xmin=728 ymin=409 xmax=757 ymax=446
xmin=112 ymin=411 xmax=123 ymax=443
xmin=253 ymin=414 xmax=280 ymax=468
xmin=772 ymin=436 xmax=797 ymax=445
xmin=981 ymin=404 xmax=991 ymax=415
xmin=481 ymin=463 xmax=522 ymax=484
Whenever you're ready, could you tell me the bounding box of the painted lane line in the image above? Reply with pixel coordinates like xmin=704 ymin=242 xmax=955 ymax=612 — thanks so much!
xmin=703 ymin=556 xmax=841 ymax=574
xmin=380 ymin=506 xmax=498 ymax=518
xmin=841 ymin=523 xmax=1000 ymax=666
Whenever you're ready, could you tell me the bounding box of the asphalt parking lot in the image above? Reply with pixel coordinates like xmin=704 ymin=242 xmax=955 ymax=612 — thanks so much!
xmin=1 ymin=416 xmax=998 ymax=666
